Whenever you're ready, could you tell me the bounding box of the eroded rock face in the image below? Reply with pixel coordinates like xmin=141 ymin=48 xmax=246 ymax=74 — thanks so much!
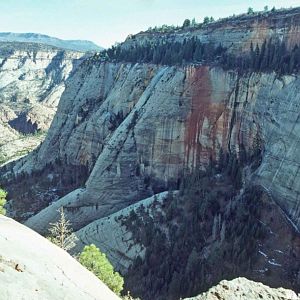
xmin=14 ymin=63 xmax=300 ymax=235
xmin=0 ymin=215 xmax=120 ymax=300
xmin=0 ymin=42 xmax=85 ymax=164
xmin=184 ymin=277 xmax=299 ymax=300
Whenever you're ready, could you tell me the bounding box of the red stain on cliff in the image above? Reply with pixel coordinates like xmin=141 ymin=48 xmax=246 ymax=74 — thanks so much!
xmin=184 ymin=66 xmax=231 ymax=169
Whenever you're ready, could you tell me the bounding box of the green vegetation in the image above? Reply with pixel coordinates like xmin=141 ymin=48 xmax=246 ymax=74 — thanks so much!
xmin=182 ymin=19 xmax=191 ymax=28
xmin=100 ymin=37 xmax=226 ymax=66
xmin=0 ymin=159 xmax=89 ymax=221
xmin=47 ymin=210 xmax=125 ymax=296
xmin=203 ymin=16 xmax=214 ymax=24
xmin=79 ymin=244 xmax=124 ymax=295
xmin=247 ymin=7 xmax=254 ymax=15
xmin=0 ymin=188 xmax=7 ymax=215
xmin=0 ymin=153 xmax=7 ymax=165
xmin=98 ymin=36 xmax=300 ymax=75
xmin=123 ymin=180 xmax=268 ymax=300
xmin=47 ymin=207 xmax=77 ymax=251
xmin=223 ymin=39 xmax=300 ymax=75
xmin=121 ymin=149 xmax=269 ymax=300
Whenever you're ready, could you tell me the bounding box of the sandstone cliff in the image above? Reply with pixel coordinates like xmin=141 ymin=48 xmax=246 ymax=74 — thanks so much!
xmin=0 ymin=215 xmax=120 ymax=300
xmin=1 ymin=7 xmax=300 ymax=300
xmin=13 ymin=63 xmax=300 ymax=234
xmin=0 ymin=42 xmax=85 ymax=164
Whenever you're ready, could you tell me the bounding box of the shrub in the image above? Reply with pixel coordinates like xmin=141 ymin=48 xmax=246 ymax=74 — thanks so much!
xmin=79 ymin=244 xmax=124 ymax=295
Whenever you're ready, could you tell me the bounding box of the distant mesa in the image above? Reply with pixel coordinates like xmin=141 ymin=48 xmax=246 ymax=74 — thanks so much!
xmin=0 ymin=32 xmax=103 ymax=52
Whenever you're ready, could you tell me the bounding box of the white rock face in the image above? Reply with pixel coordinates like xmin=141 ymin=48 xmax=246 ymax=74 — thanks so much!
xmin=0 ymin=215 xmax=120 ymax=300
xmin=20 ymin=63 xmax=300 ymax=235
xmin=0 ymin=42 xmax=84 ymax=164
xmin=184 ymin=277 xmax=299 ymax=300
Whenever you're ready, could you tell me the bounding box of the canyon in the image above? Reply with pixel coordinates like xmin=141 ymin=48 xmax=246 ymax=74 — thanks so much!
xmin=0 ymin=7 xmax=300 ymax=300
xmin=0 ymin=42 xmax=86 ymax=165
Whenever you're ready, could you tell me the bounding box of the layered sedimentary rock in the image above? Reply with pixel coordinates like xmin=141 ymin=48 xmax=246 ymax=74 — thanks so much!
xmin=0 ymin=215 xmax=120 ymax=300
xmin=0 ymin=42 xmax=85 ymax=164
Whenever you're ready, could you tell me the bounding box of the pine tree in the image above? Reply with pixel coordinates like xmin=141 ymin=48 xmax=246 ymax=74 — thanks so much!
xmin=259 ymin=39 xmax=267 ymax=70
xmin=247 ymin=7 xmax=254 ymax=15
xmin=203 ymin=16 xmax=210 ymax=24
xmin=193 ymin=43 xmax=202 ymax=61
xmin=254 ymin=44 xmax=260 ymax=70
xmin=182 ymin=19 xmax=191 ymax=28
xmin=48 ymin=207 xmax=77 ymax=251
xmin=191 ymin=18 xmax=196 ymax=27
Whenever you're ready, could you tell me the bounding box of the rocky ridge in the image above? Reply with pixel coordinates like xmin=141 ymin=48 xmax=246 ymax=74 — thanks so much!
xmin=0 ymin=32 xmax=102 ymax=52
xmin=125 ymin=7 xmax=300 ymax=53
xmin=184 ymin=278 xmax=299 ymax=300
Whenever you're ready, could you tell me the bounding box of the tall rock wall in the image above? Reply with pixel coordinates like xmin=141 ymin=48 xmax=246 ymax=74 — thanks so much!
xmin=9 ymin=60 xmax=299 ymax=234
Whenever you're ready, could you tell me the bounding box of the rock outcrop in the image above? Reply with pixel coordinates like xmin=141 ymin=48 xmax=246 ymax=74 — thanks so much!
xmin=0 ymin=42 xmax=85 ymax=164
xmin=0 ymin=215 xmax=120 ymax=300
xmin=184 ymin=278 xmax=299 ymax=300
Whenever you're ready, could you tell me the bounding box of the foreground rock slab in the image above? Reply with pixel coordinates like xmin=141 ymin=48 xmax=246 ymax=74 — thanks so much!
xmin=0 ymin=215 xmax=120 ymax=300
xmin=184 ymin=277 xmax=299 ymax=300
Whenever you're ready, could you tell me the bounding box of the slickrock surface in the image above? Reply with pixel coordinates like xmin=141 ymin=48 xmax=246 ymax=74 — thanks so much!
xmin=0 ymin=215 xmax=120 ymax=300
